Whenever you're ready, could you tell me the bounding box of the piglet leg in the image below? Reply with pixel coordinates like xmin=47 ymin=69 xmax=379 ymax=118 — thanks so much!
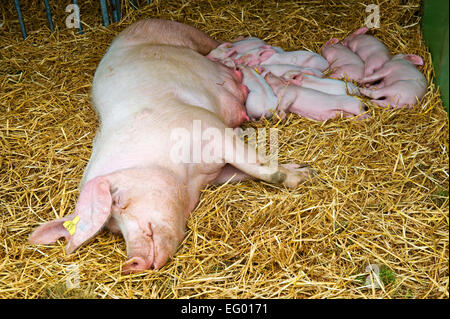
xmin=360 ymin=67 xmax=390 ymax=88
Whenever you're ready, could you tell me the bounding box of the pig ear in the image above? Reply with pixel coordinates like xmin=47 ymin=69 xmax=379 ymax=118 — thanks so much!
xmin=353 ymin=27 xmax=369 ymax=35
xmin=324 ymin=38 xmax=340 ymax=47
xmin=224 ymin=47 xmax=238 ymax=58
xmin=264 ymin=72 xmax=284 ymax=87
xmin=400 ymin=54 xmax=424 ymax=66
xmin=29 ymin=176 xmax=112 ymax=254
xmin=258 ymin=48 xmax=275 ymax=61
xmin=219 ymin=42 xmax=233 ymax=48
xmin=289 ymin=73 xmax=303 ymax=86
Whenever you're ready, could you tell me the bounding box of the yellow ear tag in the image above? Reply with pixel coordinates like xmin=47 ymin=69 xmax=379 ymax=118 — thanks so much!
xmin=63 ymin=216 xmax=80 ymax=236
xmin=253 ymin=67 xmax=260 ymax=74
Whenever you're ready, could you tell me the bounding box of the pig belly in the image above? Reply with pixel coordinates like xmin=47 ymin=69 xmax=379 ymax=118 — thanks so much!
xmin=92 ymin=44 xmax=247 ymax=128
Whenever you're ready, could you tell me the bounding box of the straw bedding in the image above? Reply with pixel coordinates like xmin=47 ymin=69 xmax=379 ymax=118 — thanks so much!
xmin=0 ymin=0 xmax=448 ymax=299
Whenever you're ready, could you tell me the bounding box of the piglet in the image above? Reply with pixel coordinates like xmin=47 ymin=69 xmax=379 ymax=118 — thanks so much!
xmin=207 ymin=37 xmax=284 ymax=68
xmin=237 ymin=47 xmax=329 ymax=71
xmin=264 ymin=73 xmax=367 ymax=121
xmin=359 ymin=54 xmax=427 ymax=108
xmin=321 ymin=38 xmax=365 ymax=82
xmin=289 ymin=73 xmax=361 ymax=96
xmin=234 ymin=46 xmax=277 ymax=66
xmin=259 ymin=64 xmax=324 ymax=79
xmin=343 ymin=27 xmax=391 ymax=77
xmin=240 ymin=66 xmax=279 ymax=120
xmin=206 ymin=37 xmax=267 ymax=61
xmin=229 ymin=37 xmax=284 ymax=57
xmin=206 ymin=42 xmax=238 ymax=68
xmin=260 ymin=49 xmax=329 ymax=71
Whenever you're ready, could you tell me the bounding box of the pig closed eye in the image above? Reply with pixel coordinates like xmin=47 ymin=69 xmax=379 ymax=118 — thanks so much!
xmin=144 ymin=222 xmax=153 ymax=238
xmin=371 ymin=79 xmax=383 ymax=85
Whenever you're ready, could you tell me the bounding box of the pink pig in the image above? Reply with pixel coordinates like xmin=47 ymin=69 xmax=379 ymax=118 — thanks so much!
xmin=264 ymin=73 xmax=367 ymax=121
xmin=260 ymin=49 xmax=329 ymax=71
xmin=206 ymin=37 xmax=283 ymax=68
xmin=239 ymin=66 xmax=279 ymax=120
xmin=206 ymin=37 xmax=267 ymax=61
xmin=237 ymin=47 xmax=329 ymax=71
xmin=234 ymin=46 xmax=277 ymax=66
xmin=343 ymin=27 xmax=391 ymax=77
xmin=359 ymin=54 xmax=427 ymax=108
xmin=206 ymin=42 xmax=238 ymax=68
xmin=259 ymin=64 xmax=324 ymax=79
xmin=289 ymin=73 xmax=361 ymax=96
xmin=228 ymin=37 xmax=282 ymax=58
xmin=321 ymin=38 xmax=365 ymax=82
xmin=29 ymin=19 xmax=314 ymax=274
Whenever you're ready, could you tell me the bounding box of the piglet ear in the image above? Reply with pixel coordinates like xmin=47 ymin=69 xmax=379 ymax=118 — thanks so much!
xmin=353 ymin=27 xmax=369 ymax=36
xmin=400 ymin=54 xmax=424 ymax=66
xmin=258 ymin=48 xmax=275 ymax=61
xmin=264 ymin=72 xmax=285 ymax=90
xmin=224 ymin=47 xmax=238 ymax=58
xmin=288 ymin=73 xmax=304 ymax=86
xmin=324 ymin=38 xmax=340 ymax=47
xmin=219 ymin=42 xmax=233 ymax=48
xmin=29 ymin=176 xmax=112 ymax=254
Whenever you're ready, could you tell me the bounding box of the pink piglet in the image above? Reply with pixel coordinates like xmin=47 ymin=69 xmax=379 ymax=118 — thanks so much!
xmin=343 ymin=27 xmax=391 ymax=77
xmin=359 ymin=54 xmax=427 ymax=108
xmin=264 ymin=72 xmax=367 ymax=121
xmin=321 ymin=38 xmax=365 ymax=82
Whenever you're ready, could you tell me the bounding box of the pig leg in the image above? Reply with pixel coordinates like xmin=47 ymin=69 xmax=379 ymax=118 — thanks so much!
xmin=360 ymin=87 xmax=403 ymax=108
xmin=211 ymin=163 xmax=309 ymax=184
xmin=328 ymin=65 xmax=364 ymax=83
xmin=360 ymin=67 xmax=390 ymax=86
xmin=359 ymin=87 xmax=388 ymax=100
xmin=212 ymin=164 xmax=254 ymax=184
xmin=221 ymin=130 xmax=313 ymax=188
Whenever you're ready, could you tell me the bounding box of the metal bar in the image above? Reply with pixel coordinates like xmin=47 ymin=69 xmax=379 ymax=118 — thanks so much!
xmin=130 ymin=0 xmax=137 ymax=10
xmin=14 ymin=0 xmax=27 ymax=39
xmin=115 ymin=0 xmax=121 ymax=21
xmin=111 ymin=0 xmax=118 ymax=23
xmin=43 ymin=0 xmax=54 ymax=32
xmin=73 ymin=0 xmax=83 ymax=34
xmin=100 ymin=0 xmax=110 ymax=26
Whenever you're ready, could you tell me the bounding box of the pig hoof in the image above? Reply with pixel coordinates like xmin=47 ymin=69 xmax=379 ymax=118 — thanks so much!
xmin=281 ymin=164 xmax=315 ymax=189
xmin=276 ymin=110 xmax=287 ymax=120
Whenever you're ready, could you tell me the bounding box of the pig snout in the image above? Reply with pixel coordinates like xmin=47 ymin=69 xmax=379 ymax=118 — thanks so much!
xmin=121 ymin=221 xmax=156 ymax=274
xmin=109 ymin=169 xmax=188 ymax=274
xmin=123 ymin=256 xmax=154 ymax=274
xmin=119 ymin=213 xmax=185 ymax=274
